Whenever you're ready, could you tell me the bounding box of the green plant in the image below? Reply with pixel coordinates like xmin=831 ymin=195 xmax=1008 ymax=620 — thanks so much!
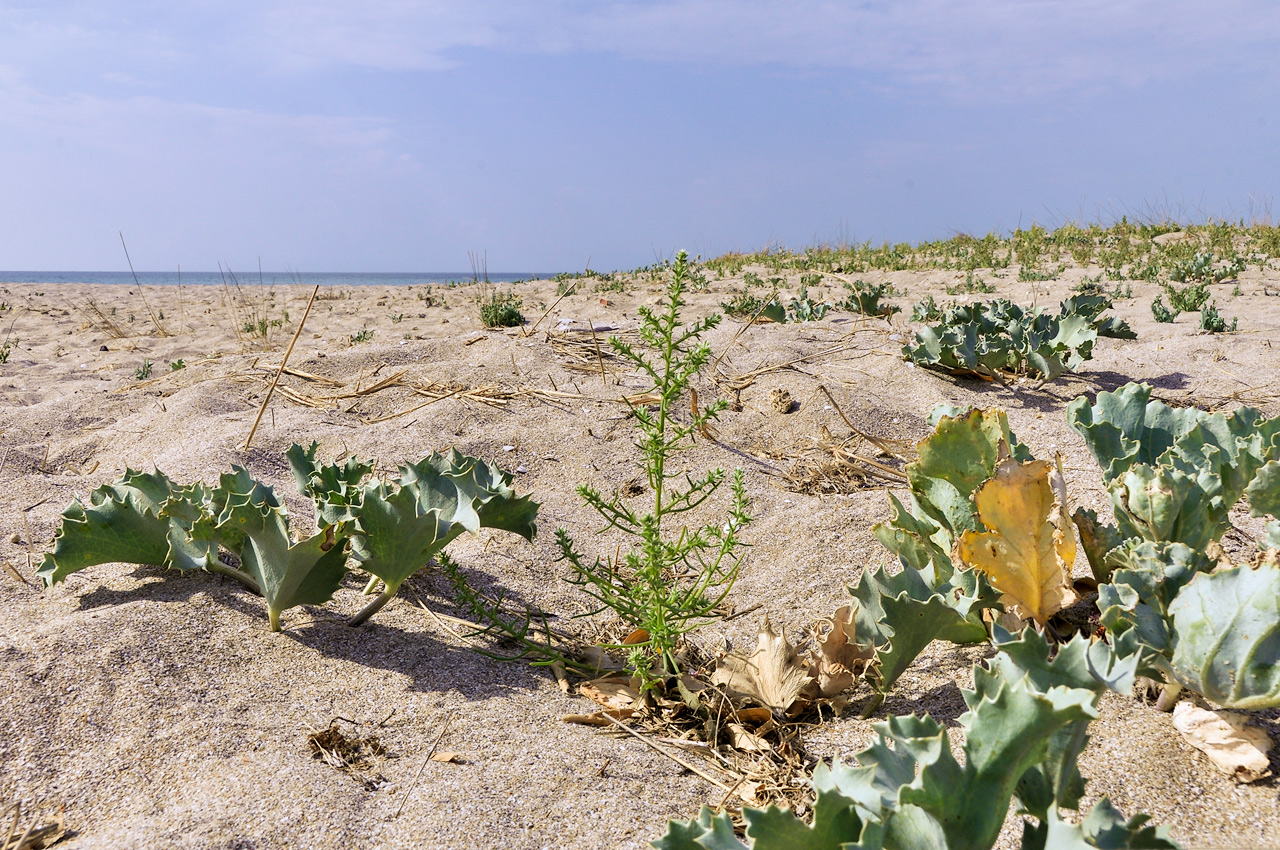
xmin=909 ymin=295 xmax=949 ymax=323
xmin=556 ymin=250 xmax=749 ymax=687
xmin=787 ymin=285 xmax=830 ymax=321
xmin=38 ymin=444 xmax=538 ymax=632
xmin=1198 ymin=302 xmax=1237 ymax=332
xmin=945 ymin=271 xmax=996 ymax=294
xmin=0 ymin=335 xmax=15 ymax=364
xmin=477 ymin=288 xmax=524 ymax=328
xmin=1068 ymin=384 xmax=1280 ymax=708
xmin=742 ymin=271 xmax=765 ymax=288
xmin=838 ymin=281 xmax=901 ymax=317
xmin=135 ymin=359 xmax=153 ymax=380
xmin=902 ymin=295 xmax=1133 ymax=381
xmin=169 ymin=359 xmax=186 ymax=371
xmin=1168 ymin=250 xmax=1244 ymax=284
xmin=1151 ymin=295 xmax=1179 ymax=323
xmin=349 ymin=327 xmax=374 ymax=345
xmin=655 ymin=629 xmax=1171 ymax=850
xmin=1231 ymin=283 xmax=1243 ymax=296
xmin=720 ymin=292 xmax=768 ymax=319
xmin=1163 ymin=280 xmax=1210 ymax=313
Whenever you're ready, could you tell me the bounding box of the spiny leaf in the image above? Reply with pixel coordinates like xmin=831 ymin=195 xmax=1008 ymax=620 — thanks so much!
xmin=651 ymin=807 xmax=748 ymax=850
xmin=1071 ymin=508 xmax=1127 ymax=584
xmin=862 ymin=675 xmax=1097 ymax=850
xmin=1066 ymin=383 xmax=1208 ymax=483
xmin=1034 ymin=800 xmax=1180 ymax=849
xmin=287 ymin=441 xmax=373 ymax=528
xmin=349 ymin=479 xmax=464 ymax=595
xmin=849 ymin=566 xmax=1001 ymax=695
xmin=39 ymin=469 xmax=183 ymax=585
xmin=216 ymin=471 xmax=349 ymax=632
xmin=959 ymin=458 xmax=1076 ymax=626
xmin=1167 ymin=560 xmax=1280 ymax=709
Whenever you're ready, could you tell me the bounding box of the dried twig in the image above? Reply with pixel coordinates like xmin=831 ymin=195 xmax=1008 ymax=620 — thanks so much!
xmin=242 ymin=284 xmax=319 ymax=450
xmin=394 ymin=713 xmax=454 ymax=818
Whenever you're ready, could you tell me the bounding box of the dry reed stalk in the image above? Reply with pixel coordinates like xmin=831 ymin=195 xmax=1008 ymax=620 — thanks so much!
xmin=241 ymin=284 xmax=320 ymax=450
xmin=118 ymin=232 xmax=169 ymax=337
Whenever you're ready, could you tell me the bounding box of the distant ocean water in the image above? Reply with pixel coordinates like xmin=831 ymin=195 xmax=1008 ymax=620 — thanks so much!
xmin=0 ymin=271 xmax=548 ymax=287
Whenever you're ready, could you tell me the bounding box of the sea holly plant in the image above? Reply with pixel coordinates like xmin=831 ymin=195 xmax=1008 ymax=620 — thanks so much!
xmin=556 ymin=249 xmax=749 ymax=688
xmin=1068 ymin=383 xmax=1280 ymax=708
xmin=344 ymin=450 xmax=539 ymax=626
xmin=39 ymin=445 xmax=538 ymax=632
xmin=1066 ymin=382 xmax=1280 ymax=558
xmin=902 ymin=295 xmax=1134 ymax=382
xmin=653 ymin=630 xmax=1176 ymax=850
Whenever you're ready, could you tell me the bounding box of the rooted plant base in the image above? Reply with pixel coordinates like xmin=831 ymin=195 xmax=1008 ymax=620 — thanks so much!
xmin=2 ymin=264 xmax=1279 ymax=849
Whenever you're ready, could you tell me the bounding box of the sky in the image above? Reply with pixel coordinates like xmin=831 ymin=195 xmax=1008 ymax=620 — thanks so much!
xmin=1 ymin=1 xmax=1278 ymax=273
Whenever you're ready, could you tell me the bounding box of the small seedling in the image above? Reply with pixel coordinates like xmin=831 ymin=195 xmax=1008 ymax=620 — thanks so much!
xmin=0 ymin=336 xmax=15 ymax=364
xmin=169 ymin=359 xmax=186 ymax=371
xmin=1151 ymin=295 xmax=1179 ymax=323
xmin=134 ymin=359 xmax=153 ymax=380
xmin=349 ymin=328 xmax=374 ymax=345
xmin=1198 ymin=302 xmax=1238 ymax=333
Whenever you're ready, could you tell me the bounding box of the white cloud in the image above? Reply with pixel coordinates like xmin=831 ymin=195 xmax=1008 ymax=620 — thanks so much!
xmin=5 ymin=1 xmax=1279 ymax=100
xmin=239 ymin=0 xmax=1280 ymax=98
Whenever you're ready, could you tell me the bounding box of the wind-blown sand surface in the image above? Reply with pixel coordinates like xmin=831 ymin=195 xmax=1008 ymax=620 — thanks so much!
xmin=1 ymin=261 xmax=1278 ymax=849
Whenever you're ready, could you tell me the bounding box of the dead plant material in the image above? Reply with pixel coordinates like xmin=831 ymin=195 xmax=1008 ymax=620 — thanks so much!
xmin=75 ymin=300 xmax=129 ymax=340
xmin=2 ymin=801 xmax=68 ymax=850
xmin=545 ymin=327 xmax=637 ymax=377
xmin=770 ymin=388 xmax=796 ymax=414
xmin=714 ymin=341 xmax=864 ymax=392
xmin=306 ymin=721 xmax=389 ymax=790
xmin=242 ymin=283 xmax=320 ymax=450
xmin=782 ymin=426 xmax=908 ymax=494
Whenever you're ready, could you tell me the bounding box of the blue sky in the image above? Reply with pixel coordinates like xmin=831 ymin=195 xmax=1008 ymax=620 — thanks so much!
xmin=1 ymin=1 xmax=1278 ymax=272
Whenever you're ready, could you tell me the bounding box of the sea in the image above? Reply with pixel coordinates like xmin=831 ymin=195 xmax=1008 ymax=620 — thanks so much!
xmin=0 ymin=271 xmax=549 ymax=287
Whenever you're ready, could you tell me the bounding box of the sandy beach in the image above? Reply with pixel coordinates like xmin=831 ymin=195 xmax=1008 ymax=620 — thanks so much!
xmin=2 ymin=256 xmax=1279 ymax=849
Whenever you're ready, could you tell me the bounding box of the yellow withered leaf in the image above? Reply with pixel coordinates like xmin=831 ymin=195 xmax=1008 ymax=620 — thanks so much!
xmin=959 ymin=456 xmax=1077 ymax=626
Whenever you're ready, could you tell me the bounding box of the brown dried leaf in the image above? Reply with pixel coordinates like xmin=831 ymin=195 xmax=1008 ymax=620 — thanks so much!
xmin=805 ymin=605 xmax=875 ymax=697
xmin=727 ymin=723 xmax=773 ymax=753
xmin=621 ymin=628 xmax=650 ymax=646
xmin=430 ymin=751 xmax=462 ymax=764
xmin=561 ymin=708 xmax=635 ymax=727
xmin=712 ymin=615 xmax=818 ymax=717
xmin=1172 ymin=702 xmax=1273 ymax=783
xmin=733 ymin=707 xmax=774 ymax=725
xmin=579 ymin=677 xmax=641 ymax=711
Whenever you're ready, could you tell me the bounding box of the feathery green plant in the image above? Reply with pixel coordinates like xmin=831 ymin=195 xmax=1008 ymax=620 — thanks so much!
xmin=556 ymin=250 xmax=749 ymax=687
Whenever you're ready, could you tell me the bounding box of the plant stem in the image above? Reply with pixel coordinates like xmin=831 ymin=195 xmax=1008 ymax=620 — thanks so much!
xmin=208 ymin=559 xmax=262 ymax=594
xmin=348 ymin=585 xmax=398 ymax=626
xmin=1154 ymin=681 xmax=1183 ymax=712
xmin=268 ymin=607 xmax=282 ymax=633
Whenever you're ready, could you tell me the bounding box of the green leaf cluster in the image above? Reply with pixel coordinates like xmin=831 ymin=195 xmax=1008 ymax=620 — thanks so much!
xmin=654 ymin=631 xmax=1175 ymax=850
xmin=902 ymin=295 xmax=1133 ymax=381
xmin=1070 ymin=383 xmax=1280 ymax=707
xmin=39 ymin=444 xmax=537 ymax=632
xmin=1067 ymin=383 xmax=1280 ymax=556
xmin=838 ymin=280 xmax=901 ymax=317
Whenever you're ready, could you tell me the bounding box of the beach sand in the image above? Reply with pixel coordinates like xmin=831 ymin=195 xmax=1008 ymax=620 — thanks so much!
xmin=1 ymin=260 xmax=1278 ymax=849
